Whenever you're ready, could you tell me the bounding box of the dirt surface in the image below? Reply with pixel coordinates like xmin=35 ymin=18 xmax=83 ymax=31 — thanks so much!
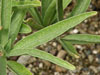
xmin=8 ymin=0 xmax=100 ymax=75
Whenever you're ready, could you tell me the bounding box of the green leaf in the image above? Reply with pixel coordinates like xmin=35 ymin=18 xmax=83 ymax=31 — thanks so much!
xmin=8 ymin=49 xmax=75 ymax=70
xmin=62 ymin=34 xmax=100 ymax=44
xmin=12 ymin=0 xmax=41 ymax=8
xmin=0 ymin=56 xmax=6 ymax=75
xmin=12 ymin=11 xmax=97 ymax=50
xmin=19 ymin=23 xmax=32 ymax=34
xmin=69 ymin=0 xmax=91 ymax=17
xmin=1 ymin=0 xmax=12 ymax=30
xmin=62 ymin=40 xmax=92 ymax=44
xmin=7 ymin=61 xmax=32 ymax=75
xmin=51 ymin=0 xmax=71 ymax=24
xmin=63 ymin=0 xmax=71 ymax=9
xmin=4 ymin=39 xmax=12 ymax=53
xmin=58 ymin=38 xmax=79 ymax=58
xmin=56 ymin=0 xmax=63 ymax=21
xmin=25 ymin=18 xmax=43 ymax=30
xmin=9 ymin=9 xmax=26 ymax=44
xmin=41 ymin=0 xmax=52 ymax=19
xmin=0 ymin=1 xmax=1 ymax=26
xmin=29 ymin=8 xmax=43 ymax=25
xmin=43 ymin=0 xmax=56 ymax=26
xmin=0 ymin=0 xmax=12 ymax=47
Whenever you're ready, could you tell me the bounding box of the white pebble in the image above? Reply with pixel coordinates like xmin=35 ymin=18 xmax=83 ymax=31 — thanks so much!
xmin=17 ymin=55 xmax=31 ymax=65
xmin=39 ymin=63 xmax=43 ymax=68
xmin=93 ymin=50 xmax=98 ymax=54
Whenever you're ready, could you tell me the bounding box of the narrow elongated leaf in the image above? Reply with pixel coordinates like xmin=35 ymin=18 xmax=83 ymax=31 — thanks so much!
xmin=0 ymin=0 xmax=12 ymax=47
xmin=41 ymin=0 xmax=52 ymax=19
xmin=51 ymin=0 xmax=71 ymax=24
xmin=19 ymin=23 xmax=32 ymax=34
xmin=1 ymin=0 xmax=11 ymax=30
xmin=43 ymin=0 xmax=56 ymax=26
xmin=62 ymin=34 xmax=100 ymax=44
xmin=12 ymin=11 xmax=97 ymax=50
xmin=8 ymin=49 xmax=75 ymax=70
xmin=58 ymin=39 xmax=79 ymax=58
xmin=56 ymin=0 xmax=63 ymax=21
xmin=7 ymin=61 xmax=32 ymax=75
xmin=69 ymin=0 xmax=91 ymax=17
xmin=9 ymin=9 xmax=26 ymax=44
xmin=0 ymin=56 xmax=6 ymax=75
xmin=29 ymin=8 xmax=43 ymax=25
xmin=12 ymin=0 xmax=41 ymax=8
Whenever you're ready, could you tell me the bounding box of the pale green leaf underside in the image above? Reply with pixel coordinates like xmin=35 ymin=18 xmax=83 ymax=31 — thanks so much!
xmin=12 ymin=11 xmax=97 ymax=50
xmin=8 ymin=49 xmax=75 ymax=70
xmin=62 ymin=34 xmax=100 ymax=44
xmin=7 ymin=61 xmax=32 ymax=75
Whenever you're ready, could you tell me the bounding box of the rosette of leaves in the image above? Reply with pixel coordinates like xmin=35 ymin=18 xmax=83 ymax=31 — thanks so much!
xmin=0 ymin=0 xmax=99 ymax=75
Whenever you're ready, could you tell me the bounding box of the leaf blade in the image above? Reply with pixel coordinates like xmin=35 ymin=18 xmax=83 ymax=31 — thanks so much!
xmin=63 ymin=0 xmax=71 ymax=9
xmin=8 ymin=49 xmax=75 ymax=70
xmin=19 ymin=23 xmax=32 ymax=34
xmin=0 ymin=56 xmax=6 ymax=75
xmin=0 ymin=0 xmax=12 ymax=46
xmin=13 ymin=11 xmax=97 ymax=50
xmin=9 ymin=9 xmax=26 ymax=44
xmin=43 ymin=0 xmax=56 ymax=26
xmin=41 ymin=0 xmax=52 ymax=19
xmin=7 ymin=61 xmax=32 ymax=75
xmin=12 ymin=0 xmax=41 ymax=8
xmin=29 ymin=8 xmax=43 ymax=25
xmin=62 ymin=34 xmax=100 ymax=44
xmin=69 ymin=0 xmax=91 ymax=17
xmin=59 ymin=39 xmax=79 ymax=58
xmin=56 ymin=0 xmax=63 ymax=21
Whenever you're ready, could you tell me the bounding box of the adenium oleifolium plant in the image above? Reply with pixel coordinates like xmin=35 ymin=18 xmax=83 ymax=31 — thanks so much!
xmin=0 ymin=0 xmax=99 ymax=75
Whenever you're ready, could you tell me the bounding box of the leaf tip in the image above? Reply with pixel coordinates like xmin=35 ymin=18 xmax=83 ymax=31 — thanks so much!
xmin=91 ymin=11 xmax=98 ymax=16
xmin=70 ymin=65 xmax=76 ymax=70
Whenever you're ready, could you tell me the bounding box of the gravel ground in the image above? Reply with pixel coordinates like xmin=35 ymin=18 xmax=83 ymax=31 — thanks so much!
xmin=8 ymin=0 xmax=100 ymax=75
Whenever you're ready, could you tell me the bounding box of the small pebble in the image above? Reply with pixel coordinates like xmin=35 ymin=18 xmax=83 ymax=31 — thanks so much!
xmin=93 ymin=50 xmax=98 ymax=54
xmin=88 ymin=55 xmax=94 ymax=63
xmin=17 ymin=55 xmax=31 ymax=65
xmin=39 ymin=63 xmax=43 ymax=68
xmin=57 ymin=50 xmax=66 ymax=59
xmin=89 ymin=66 xmax=98 ymax=73
xmin=8 ymin=72 xmax=15 ymax=75
xmin=57 ymin=44 xmax=62 ymax=51
xmin=54 ymin=72 xmax=60 ymax=75
xmin=52 ymin=42 xmax=57 ymax=47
